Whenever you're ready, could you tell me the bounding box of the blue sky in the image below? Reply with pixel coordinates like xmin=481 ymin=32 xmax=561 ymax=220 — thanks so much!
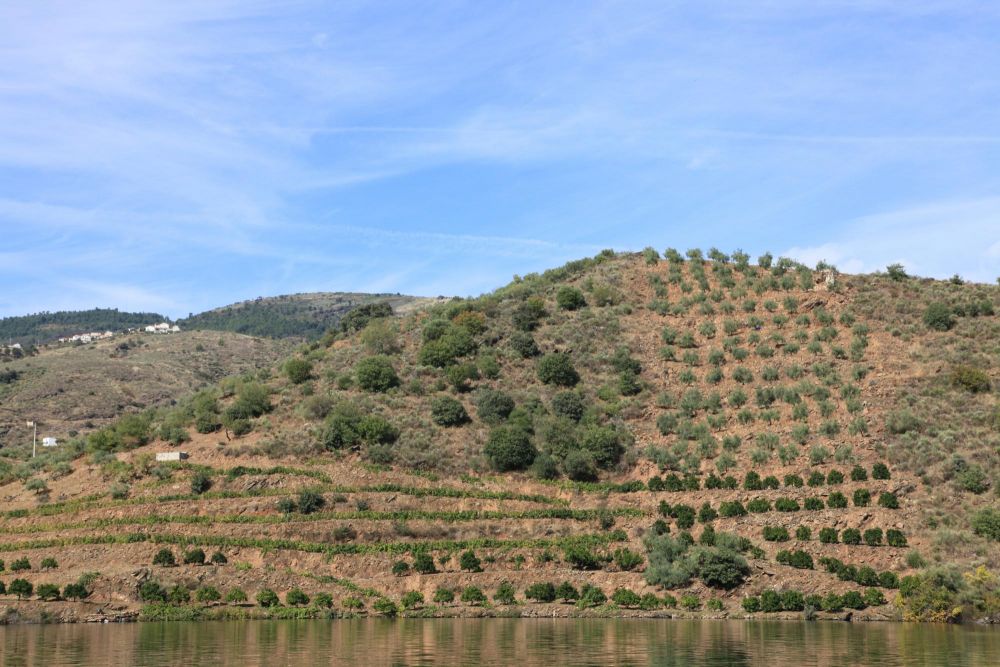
xmin=2 ymin=1 xmax=999 ymax=318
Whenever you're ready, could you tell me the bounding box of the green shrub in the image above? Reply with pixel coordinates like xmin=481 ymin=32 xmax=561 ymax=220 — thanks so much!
xmin=577 ymin=585 xmax=607 ymax=608
xmin=484 ymin=426 xmax=536 ymax=471
xmin=493 ymin=581 xmax=517 ymax=605
xmin=459 ymin=550 xmax=482 ymax=572
xmin=256 ymin=589 xmax=280 ymax=608
xmin=431 ymin=396 xmax=469 ymax=427
xmin=63 ymin=582 xmax=90 ymax=600
xmin=196 ymin=586 xmax=221 ymax=603
xmin=872 ymin=462 xmax=890 ymax=480
xmin=139 ymin=581 xmax=167 ymax=602
xmin=152 ymin=549 xmax=176 ymax=567
xmin=827 ymin=492 xmax=848 ymax=509
xmin=804 ymin=497 xmax=824 ymax=510
xmin=955 ymin=465 xmax=991 ymax=494
xmin=40 ymin=557 xmax=57 ymax=570
xmin=284 ymin=358 xmax=313 ymax=384
xmin=743 ymin=471 xmax=763 ymax=490
xmin=747 ymin=498 xmax=771 ymax=513
xmin=821 ymin=593 xmax=843 ymax=612
xmin=525 ymin=582 xmax=557 ymax=602
xmin=972 ymin=508 xmax=1000 ymax=541
xmin=611 ymin=588 xmax=641 ymax=608
xmin=433 ymin=587 xmax=455 ymax=604
xmin=550 ymin=391 xmax=585 ymax=422
xmin=679 ymin=594 xmax=701 ymax=611
xmin=556 ymin=286 xmax=587 ymax=310
xmin=878 ymin=492 xmax=899 ymax=509
xmin=842 ymin=590 xmax=866 ymax=610
xmin=580 ymin=426 xmax=625 ymax=468
xmin=168 ymin=585 xmax=190 ymax=604
xmin=190 ymin=471 xmax=211 ymax=495
xmin=775 ymin=550 xmax=813 ymax=570
xmin=639 ymin=593 xmax=661 ymax=610
xmin=886 ymin=410 xmax=921 ymax=434
xmin=842 ymin=529 xmax=862 ymax=545
xmin=475 ymin=390 xmax=515 ymax=424
xmin=923 ymin=302 xmax=955 ymax=331
xmin=563 ymin=544 xmax=601 ymax=570
xmin=183 ymin=548 xmax=206 ymax=565
xmin=556 ymin=582 xmax=579 ymax=602
xmin=796 ymin=526 xmax=812 ymax=541
xmin=886 ymin=529 xmax=907 ymax=547
xmin=401 ymin=590 xmax=424 ymax=610
xmin=460 ymin=587 xmax=487 ymax=606
xmin=742 ymin=596 xmax=761 ymax=613
xmin=763 ymin=526 xmax=790 ymax=541
xmin=355 ymin=356 xmax=400 ymax=392
xmin=537 ymin=353 xmax=580 ymax=387
xmin=36 ymin=583 xmax=60 ymax=600
xmin=297 ymin=489 xmax=325 ymax=515
xmin=718 ymin=501 xmax=747 ymax=517
xmin=9 ymin=579 xmax=33 ymax=599
xmin=775 ymin=498 xmax=800 ymax=512
xmin=225 ymin=588 xmax=248 ymax=603
xmin=509 ymin=332 xmax=540 ymax=358
xmin=950 ymin=366 xmax=991 ymax=393
xmin=613 ymin=548 xmax=644 ymax=571
xmin=853 ymin=489 xmax=871 ymax=507
xmin=373 ymin=598 xmax=398 ymax=616
xmin=562 ymin=450 xmax=598 ymax=482
xmin=863 ymin=529 xmax=883 ymax=546
xmin=446 ymin=363 xmax=480 ymax=391
xmin=819 ymin=528 xmax=839 ymax=543
xmin=413 ymin=551 xmax=437 ymax=574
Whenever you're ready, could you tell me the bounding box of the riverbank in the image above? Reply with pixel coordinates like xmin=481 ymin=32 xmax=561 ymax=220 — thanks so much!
xmin=0 ymin=598 xmax=910 ymax=625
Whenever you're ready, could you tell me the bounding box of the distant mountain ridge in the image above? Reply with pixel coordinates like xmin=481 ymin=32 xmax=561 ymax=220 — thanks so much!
xmin=0 ymin=308 xmax=167 ymax=346
xmin=0 ymin=292 xmax=435 ymax=345
xmin=177 ymin=292 xmax=429 ymax=339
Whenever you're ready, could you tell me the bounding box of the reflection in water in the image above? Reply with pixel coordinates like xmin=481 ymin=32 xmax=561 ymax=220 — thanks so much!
xmin=0 ymin=618 xmax=998 ymax=666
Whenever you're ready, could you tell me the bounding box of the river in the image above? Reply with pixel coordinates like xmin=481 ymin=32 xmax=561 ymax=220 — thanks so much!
xmin=0 ymin=618 xmax=997 ymax=666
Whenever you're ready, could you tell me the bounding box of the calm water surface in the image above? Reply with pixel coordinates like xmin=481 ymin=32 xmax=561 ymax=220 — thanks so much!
xmin=1 ymin=619 xmax=997 ymax=667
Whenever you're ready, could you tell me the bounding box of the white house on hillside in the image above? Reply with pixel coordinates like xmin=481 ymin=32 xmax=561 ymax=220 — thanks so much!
xmin=144 ymin=323 xmax=180 ymax=334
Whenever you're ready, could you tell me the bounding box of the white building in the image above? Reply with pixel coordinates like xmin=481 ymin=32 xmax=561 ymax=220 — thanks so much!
xmin=155 ymin=451 xmax=189 ymax=462
xmin=144 ymin=323 xmax=179 ymax=334
xmin=42 ymin=437 xmax=58 ymax=448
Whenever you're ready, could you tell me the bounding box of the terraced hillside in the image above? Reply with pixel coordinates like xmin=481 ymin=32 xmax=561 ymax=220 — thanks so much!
xmin=1 ymin=250 xmax=997 ymax=625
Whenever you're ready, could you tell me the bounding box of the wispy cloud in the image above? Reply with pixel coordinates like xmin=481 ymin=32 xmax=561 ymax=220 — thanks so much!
xmin=784 ymin=197 xmax=1000 ymax=282
xmin=1 ymin=1 xmax=999 ymax=316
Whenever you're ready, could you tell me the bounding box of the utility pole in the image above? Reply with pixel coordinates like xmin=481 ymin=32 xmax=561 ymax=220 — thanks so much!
xmin=27 ymin=420 xmax=36 ymax=458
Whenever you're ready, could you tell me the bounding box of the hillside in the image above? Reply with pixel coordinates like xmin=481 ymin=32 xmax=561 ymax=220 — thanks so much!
xmin=177 ymin=293 xmax=436 ymax=340
xmin=0 ymin=309 xmax=167 ymax=347
xmin=0 ymin=331 xmax=294 ymax=455
xmin=0 ymin=249 xmax=998 ymax=625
